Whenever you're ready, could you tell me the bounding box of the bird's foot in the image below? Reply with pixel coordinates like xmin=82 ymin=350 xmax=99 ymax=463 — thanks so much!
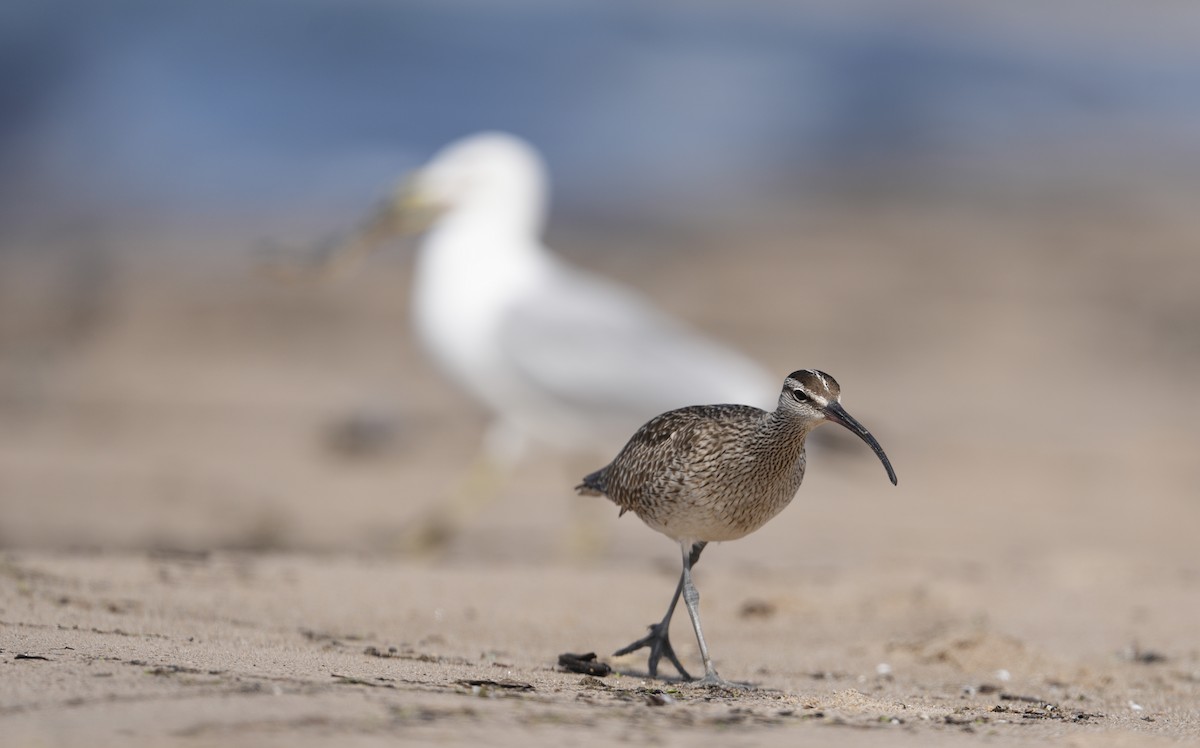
xmin=613 ymin=623 xmax=692 ymax=681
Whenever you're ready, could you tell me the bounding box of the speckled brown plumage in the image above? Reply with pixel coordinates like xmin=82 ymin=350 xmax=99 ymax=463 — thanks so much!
xmin=575 ymin=369 xmax=897 ymax=687
xmin=578 ymin=403 xmax=810 ymax=543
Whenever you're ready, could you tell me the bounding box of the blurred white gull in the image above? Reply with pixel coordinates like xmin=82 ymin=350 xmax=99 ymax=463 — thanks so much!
xmin=401 ymin=132 xmax=775 ymax=464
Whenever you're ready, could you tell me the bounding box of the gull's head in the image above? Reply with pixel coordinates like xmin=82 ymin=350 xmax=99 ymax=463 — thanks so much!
xmin=399 ymin=132 xmax=549 ymax=235
xmin=780 ymin=369 xmax=897 ymax=486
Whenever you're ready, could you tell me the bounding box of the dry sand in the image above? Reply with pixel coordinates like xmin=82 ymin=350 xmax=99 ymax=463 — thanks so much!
xmin=1 ymin=197 xmax=1198 ymax=745
xmin=3 ymin=550 xmax=1197 ymax=747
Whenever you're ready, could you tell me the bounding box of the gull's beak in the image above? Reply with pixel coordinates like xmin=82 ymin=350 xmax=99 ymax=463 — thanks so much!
xmin=823 ymin=402 xmax=898 ymax=486
xmin=386 ymin=175 xmax=445 ymax=236
xmin=258 ymin=174 xmax=435 ymax=283
xmin=315 ymin=176 xmax=423 ymax=276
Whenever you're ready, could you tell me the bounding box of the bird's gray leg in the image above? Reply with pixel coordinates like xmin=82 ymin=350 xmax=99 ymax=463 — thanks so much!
xmin=679 ymin=540 xmax=738 ymax=688
xmin=613 ymin=542 xmax=706 ymax=680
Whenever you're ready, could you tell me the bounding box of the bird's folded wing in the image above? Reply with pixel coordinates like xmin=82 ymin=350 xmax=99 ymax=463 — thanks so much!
xmin=497 ymin=264 xmax=775 ymax=422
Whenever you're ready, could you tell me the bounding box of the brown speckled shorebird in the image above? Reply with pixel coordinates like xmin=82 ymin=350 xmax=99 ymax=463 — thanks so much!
xmin=577 ymin=369 xmax=897 ymax=687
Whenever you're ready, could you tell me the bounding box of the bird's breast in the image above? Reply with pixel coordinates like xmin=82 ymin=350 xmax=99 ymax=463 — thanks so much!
xmin=634 ymin=446 xmax=807 ymax=543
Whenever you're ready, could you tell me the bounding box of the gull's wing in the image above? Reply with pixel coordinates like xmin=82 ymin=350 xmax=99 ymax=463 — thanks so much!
xmin=496 ymin=256 xmax=776 ymax=427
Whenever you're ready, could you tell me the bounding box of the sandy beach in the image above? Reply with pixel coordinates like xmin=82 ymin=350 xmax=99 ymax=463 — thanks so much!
xmin=2 ymin=198 xmax=1198 ymax=745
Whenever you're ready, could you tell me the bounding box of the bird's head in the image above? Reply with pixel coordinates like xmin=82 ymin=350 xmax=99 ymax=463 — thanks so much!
xmin=395 ymin=132 xmax=549 ymax=235
xmin=261 ymin=132 xmax=550 ymax=282
xmin=781 ymin=369 xmax=897 ymax=486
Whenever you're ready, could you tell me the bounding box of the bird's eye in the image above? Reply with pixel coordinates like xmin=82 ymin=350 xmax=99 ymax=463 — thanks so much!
xmin=791 ymin=389 xmax=811 ymax=403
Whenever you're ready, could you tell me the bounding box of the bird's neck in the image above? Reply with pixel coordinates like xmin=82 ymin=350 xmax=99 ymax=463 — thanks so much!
xmin=435 ymin=193 xmax=547 ymax=241
xmin=760 ymin=408 xmax=816 ymax=455
xmin=416 ymin=202 xmax=551 ymax=295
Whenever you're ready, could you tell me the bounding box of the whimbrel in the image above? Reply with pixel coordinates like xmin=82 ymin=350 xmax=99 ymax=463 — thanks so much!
xmin=577 ymin=369 xmax=897 ymax=687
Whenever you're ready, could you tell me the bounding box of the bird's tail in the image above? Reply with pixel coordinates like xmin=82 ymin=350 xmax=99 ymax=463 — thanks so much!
xmin=575 ymin=467 xmax=608 ymax=496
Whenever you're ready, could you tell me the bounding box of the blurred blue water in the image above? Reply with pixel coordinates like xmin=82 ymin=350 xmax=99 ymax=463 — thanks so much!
xmin=2 ymin=0 xmax=1199 ymax=235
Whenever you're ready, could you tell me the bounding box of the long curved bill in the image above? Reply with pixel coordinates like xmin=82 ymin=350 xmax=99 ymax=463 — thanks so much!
xmin=823 ymin=402 xmax=898 ymax=486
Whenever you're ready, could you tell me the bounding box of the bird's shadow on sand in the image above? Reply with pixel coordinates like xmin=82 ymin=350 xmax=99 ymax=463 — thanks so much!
xmin=606 ymin=666 xmax=765 ymax=696
xmin=557 ymin=651 xmax=768 ymax=696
